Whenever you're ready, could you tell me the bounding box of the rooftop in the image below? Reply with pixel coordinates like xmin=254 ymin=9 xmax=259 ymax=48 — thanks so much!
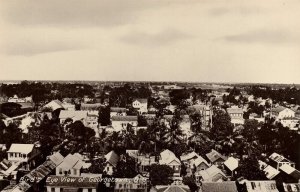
xmin=202 ymin=182 xmax=238 ymax=192
xmin=7 ymin=144 xmax=34 ymax=154
xmin=111 ymin=115 xmax=138 ymax=121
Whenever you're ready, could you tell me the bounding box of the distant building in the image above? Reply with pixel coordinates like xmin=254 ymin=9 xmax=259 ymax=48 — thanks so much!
xmin=132 ymin=99 xmax=148 ymax=114
xmin=43 ymin=100 xmax=64 ymax=111
xmin=8 ymin=95 xmax=32 ymax=103
xmin=110 ymin=107 xmax=127 ymax=117
xmin=80 ymin=103 xmax=102 ymax=112
xmin=271 ymin=106 xmax=295 ymax=120
xmin=227 ymin=106 xmax=244 ymax=125
xmin=59 ymin=110 xmax=88 ymax=125
xmin=111 ymin=116 xmax=138 ymax=132
xmin=187 ymin=105 xmax=212 ymax=129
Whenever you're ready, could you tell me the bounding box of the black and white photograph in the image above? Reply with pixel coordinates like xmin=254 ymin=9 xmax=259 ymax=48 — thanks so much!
xmin=0 ymin=0 xmax=299 ymax=192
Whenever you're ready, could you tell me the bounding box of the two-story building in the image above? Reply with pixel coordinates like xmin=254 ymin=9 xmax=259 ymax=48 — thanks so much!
xmin=227 ymin=106 xmax=244 ymax=125
xmin=132 ymin=99 xmax=148 ymax=114
xmin=7 ymin=144 xmax=40 ymax=170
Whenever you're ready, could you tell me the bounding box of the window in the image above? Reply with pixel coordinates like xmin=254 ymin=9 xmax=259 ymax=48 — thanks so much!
xmin=60 ymin=188 xmax=63 ymax=192
xmin=51 ymin=188 xmax=55 ymax=192
xmin=59 ymin=168 xmax=62 ymax=174
xmin=88 ymin=189 xmax=92 ymax=192
xmin=73 ymin=169 xmax=77 ymax=175
xmin=15 ymin=153 xmax=17 ymax=157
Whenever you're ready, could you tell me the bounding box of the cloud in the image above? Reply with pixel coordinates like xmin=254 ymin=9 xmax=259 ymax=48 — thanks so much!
xmin=223 ymin=30 xmax=299 ymax=44
xmin=2 ymin=40 xmax=86 ymax=56
xmin=120 ymin=29 xmax=192 ymax=46
xmin=0 ymin=0 xmax=184 ymax=28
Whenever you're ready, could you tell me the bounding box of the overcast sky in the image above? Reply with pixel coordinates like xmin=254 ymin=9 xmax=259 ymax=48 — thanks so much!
xmin=0 ymin=0 xmax=299 ymax=83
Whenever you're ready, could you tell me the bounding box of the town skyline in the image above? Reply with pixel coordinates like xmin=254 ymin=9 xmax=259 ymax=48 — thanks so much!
xmin=1 ymin=0 xmax=300 ymax=84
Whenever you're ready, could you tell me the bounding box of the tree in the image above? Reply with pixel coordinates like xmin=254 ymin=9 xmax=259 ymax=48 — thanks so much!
xmin=149 ymin=164 xmax=174 ymax=186
xmin=183 ymin=176 xmax=199 ymax=192
xmin=190 ymin=113 xmax=202 ymax=134
xmin=114 ymin=155 xmax=137 ymax=178
xmin=233 ymin=157 xmax=267 ymax=180
xmin=83 ymin=158 xmax=105 ymax=174
xmin=211 ymin=110 xmax=233 ymax=140
xmin=98 ymin=106 xmax=110 ymax=126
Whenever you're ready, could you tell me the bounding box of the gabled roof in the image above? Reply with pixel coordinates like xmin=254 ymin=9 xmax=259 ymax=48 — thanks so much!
xmin=48 ymin=152 xmax=64 ymax=166
xmin=111 ymin=116 xmax=137 ymax=121
xmin=7 ymin=144 xmax=34 ymax=154
xmin=202 ymin=182 xmax=238 ymax=192
xmin=194 ymin=156 xmax=210 ymax=167
xmin=180 ymin=151 xmax=200 ymax=162
xmin=206 ymin=149 xmax=226 ymax=163
xmin=44 ymin=100 xmax=64 ymax=111
xmin=271 ymin=106 xmax=287 ymax=113
xmin=105 ymin=151 xmax=119 ymax=167
xmin=224 ymin=157 xmax=239 ymax=171
xmin=159 ymin=149 xmax=180 ymax=165
xmin=198 ymin=165 xmax=226 ymax=182
xmin=57 ymin=154 xmax=83 ymax=171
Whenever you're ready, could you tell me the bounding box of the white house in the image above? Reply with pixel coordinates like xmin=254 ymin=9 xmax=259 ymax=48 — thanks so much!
xmin=7 ymin=144 xmax=40 ymax=170
xmin=227 ymin=106 xmax=244 ymax=125
xmin=271 ymin=106 xmax=295 ymax=120
xmin=132 ymin=99 xmax=148 ymax=114
xmin=59 ymin=110 xmax=88 ymax=125
xmin=159 ymin=149 xmax=181 ymax=177
xmin=111 ymin=116 xmax=138 ymax=132
xmin=56 ymin=154 xmax=84 ymax=176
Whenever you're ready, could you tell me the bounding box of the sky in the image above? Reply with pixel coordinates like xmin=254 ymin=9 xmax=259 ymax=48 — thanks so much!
xmin=0 ymin=0 xmax=300 ymax=84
